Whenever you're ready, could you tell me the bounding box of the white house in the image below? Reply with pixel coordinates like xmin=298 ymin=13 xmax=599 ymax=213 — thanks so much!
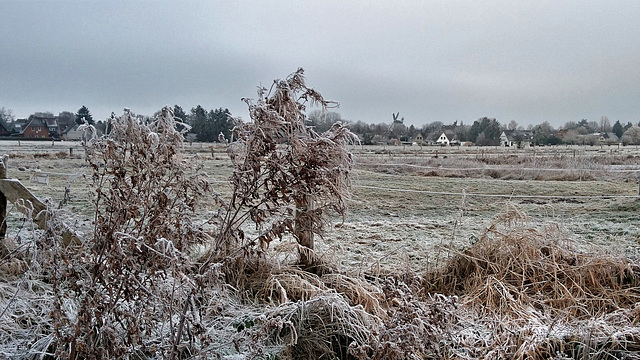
xmin=500 ymin=130 xmax=533 ymax=148
xmin=436 ymin=131 xmax=457 ymax=146
xmin=62 ymin=124 xmax=84 ymax=140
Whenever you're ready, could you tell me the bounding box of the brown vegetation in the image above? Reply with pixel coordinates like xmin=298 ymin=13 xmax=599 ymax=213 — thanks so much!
xmin=207 ymin=68 xmax=356 ymax=270
xmin=424 ymin=207 xmax=640 ymax=358
xmin=1 ymin=71 xmax=640 ymax=359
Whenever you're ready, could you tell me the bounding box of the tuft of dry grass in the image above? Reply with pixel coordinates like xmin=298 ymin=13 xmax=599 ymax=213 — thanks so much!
xmin=253 ymin=266 xmax=330 ymax=304
xmin=421 ymin=206 xmax=640 ymax=359
xmin=424 ymin=207 xmax=640 ymax=319
xmin=322 ymin=273 xmax=385 ymax=318
xmin=263 ymin=293 xmax=380 ymax=360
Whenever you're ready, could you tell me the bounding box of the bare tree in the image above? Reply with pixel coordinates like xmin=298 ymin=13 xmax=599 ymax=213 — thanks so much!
xmin=600 ymin=116 xmax=612 ymax=133
xmin=0 ymin=107 xmax=14 ymax=127
xmin=307 ymin=109 xmax=343 ymax=133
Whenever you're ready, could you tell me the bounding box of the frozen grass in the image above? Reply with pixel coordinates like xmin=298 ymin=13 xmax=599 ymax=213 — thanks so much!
xmin=3 ymin=90 xmax=640 ymax=358
xmin=4 ymin=207 xmax=640 ymax=359
xmin=2 ymin=147 xmax=640 ymax=358
xmin=421 ymin=207 xmax=640 ymax=359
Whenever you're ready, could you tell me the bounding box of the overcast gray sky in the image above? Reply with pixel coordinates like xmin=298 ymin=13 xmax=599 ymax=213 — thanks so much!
xmin=1 ymin=1 xmax=639 ymax=128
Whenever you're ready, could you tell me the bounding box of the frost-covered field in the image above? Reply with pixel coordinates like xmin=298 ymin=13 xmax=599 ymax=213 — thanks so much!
xmin=4 ymin=141 xmax=640 ymax=270
xmin=3 ymin=140 xmax=640 ymax=359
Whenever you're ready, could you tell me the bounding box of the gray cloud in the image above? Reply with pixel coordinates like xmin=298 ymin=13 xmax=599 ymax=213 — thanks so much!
xmin=2 ymin=0 xmax=640 ymax=127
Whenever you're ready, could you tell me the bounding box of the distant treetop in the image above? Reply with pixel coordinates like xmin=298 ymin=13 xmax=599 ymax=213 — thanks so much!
xmin=75 ymin=105 xmax=94 ymax=125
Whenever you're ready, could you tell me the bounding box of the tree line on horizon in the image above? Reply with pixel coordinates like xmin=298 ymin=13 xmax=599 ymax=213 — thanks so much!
xmin=0 ymin=105 xmax=234 ymax=143
xmin=2 ymin=105 xmax=640 ymax=145
xmin=346 ymin=114 xmax=640 ymax=146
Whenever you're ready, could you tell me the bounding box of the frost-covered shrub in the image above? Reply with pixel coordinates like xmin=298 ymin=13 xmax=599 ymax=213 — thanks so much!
xmin=48 ymin=106 xmax=212 ymax=358
xmin=211 ymin=68 xmax=357 ymax=270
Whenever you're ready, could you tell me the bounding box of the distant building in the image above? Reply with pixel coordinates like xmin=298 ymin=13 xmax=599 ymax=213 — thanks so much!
xmin=500 ymin=130 xmax=533 ymax=148
xmin=11 ymin=119 xmax=29 ymax=134
xmin=43 ymin=117 xmax=61 ymax=137
xmin=596 ymin=132 xmax=620 ymax=144
xmin=432 ymin=121 xmax=460 ymax=146
xmin=62 ymin=124 xmax=84 ymax=140
xmin=16 ymin=116 xmax=61 ymax=139
xmin=56 ymin=116 xmax=76 ymax=135
xmin=435 ymin=131 xmax=458 ymax=146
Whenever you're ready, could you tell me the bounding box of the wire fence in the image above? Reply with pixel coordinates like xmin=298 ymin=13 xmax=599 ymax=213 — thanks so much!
xmin=363 ymin=163 xmax=640 ymax=173
xmin=28 ymin=172 xmax=640 ymax=200
xmin=353 ymin=184 xmax=639 ymax=200
xmin=6 ymin=163 xmax=639 ymax=202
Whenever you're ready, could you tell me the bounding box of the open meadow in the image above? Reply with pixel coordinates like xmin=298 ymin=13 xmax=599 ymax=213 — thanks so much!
xmin=2 ymin=138 xmax=640 ymax=359
xmin=3 ymin=140 xmax=640 ymax=269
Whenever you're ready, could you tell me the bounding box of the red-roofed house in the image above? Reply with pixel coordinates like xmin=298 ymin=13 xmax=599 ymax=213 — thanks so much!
xmin=19 ymin=117 xmax=61 ymax=139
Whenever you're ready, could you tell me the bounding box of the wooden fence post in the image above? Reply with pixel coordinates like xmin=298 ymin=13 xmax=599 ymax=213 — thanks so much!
xmin=295 ymin=195 xmax=315 ymax=269
xmin=0 ymin=155 xmax=7 ymax=239
xmin=0 ymin=160 xmax=79 ymax=246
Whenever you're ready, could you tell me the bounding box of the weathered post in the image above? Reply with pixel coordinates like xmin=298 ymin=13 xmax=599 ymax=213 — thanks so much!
xmin=295 ymin=195 xmax=315 ymax=269
xmin=0 ymin=155 xmax=7 ymax=239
